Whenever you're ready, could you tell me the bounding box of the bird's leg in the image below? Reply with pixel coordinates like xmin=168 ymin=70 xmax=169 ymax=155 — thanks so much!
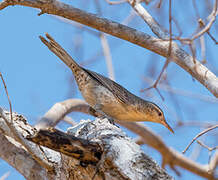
xmin=93 ymin=104 xmax=115 ymax=125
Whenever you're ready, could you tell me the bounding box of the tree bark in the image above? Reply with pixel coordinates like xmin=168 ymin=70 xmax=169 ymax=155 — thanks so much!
xmin=0 ymin=109 xmax=173 ymax=180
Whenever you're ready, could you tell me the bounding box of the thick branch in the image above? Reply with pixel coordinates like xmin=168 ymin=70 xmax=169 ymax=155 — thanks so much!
xmin=127 ymin=0 xmax=168 ymax=39
xmin=66 ymin=118 xmax=173 ymax=180
xmin=35 ymin=98 xmax=216 ymax=179
xmin=0 ymin=110 xmax=64 ymax=180
xmin=27 ymin=128 xmax=102 ymax=165
xmin=0 ymin=107 xmax=53 ymax=171
xmin=1 ymin=0 xmax=218 ymax=97
xmin=35 ymin=99 xmax=92 ymax=129
xmin=118 ymin=121 xmax=214 ymax=180
xmin=0 ymin=133 xmax=49 ymax=180
xmin=0 ymin=108 xmax=172 ymax=180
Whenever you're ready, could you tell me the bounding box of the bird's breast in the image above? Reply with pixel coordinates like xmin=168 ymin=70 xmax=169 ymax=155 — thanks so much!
xmin=80 ymin=82 xmax=127 ymax=117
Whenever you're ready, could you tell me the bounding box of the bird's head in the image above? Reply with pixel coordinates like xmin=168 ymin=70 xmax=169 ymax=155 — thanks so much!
xmin=140 ymin=102 xmax=174 ymax=133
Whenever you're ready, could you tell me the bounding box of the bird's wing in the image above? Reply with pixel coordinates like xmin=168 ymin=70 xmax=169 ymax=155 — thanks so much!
xmin=83 ymin=68 xmax=134 ymax=105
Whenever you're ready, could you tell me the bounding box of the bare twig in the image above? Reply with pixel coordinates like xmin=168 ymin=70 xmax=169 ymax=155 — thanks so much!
xmin=143 ymin=76 xmax=218 ymax=103
xmin=200 ymin=35 xmax=206 ymax=64
xmin=207 ymin=31 xmax=218 ymax=44
xmin=100 ymin=34 xmax=115 ymax=80
xmin=183 ymin=125 xmax=218 ymax=154
xmin=0 ymin=72 xmax=13 ymax=123
xmin=94 ymin=0 xmax=115 ymax=81
xmin=192 ymin=0 xmax=200 ymax=19
xmin=141 ymin=0 xmax=173 ymax=101
xmin=141 ymin=60 xmax=168 ymax=100
xmin=122 ymin=9 xmax=136 ymax=25
xmin=176 ymin=121 xmax=217 ymax=129
xmin=1 ymin=0 xmax=218 ymax=97
xmin=175 ymin=0 xmax=218 ymax=43
xmin=197 ymin=140 xmax=218 ymax=166
xmin=0 ymin=73 xmax=53 ymax=171
xmin=191 ymin=0 xmax=217 ymax=41
xmin=171 ymin=17 xmax=183 ymax=37
xmin=197 ymin=141 xmax=218 ymax=152
xmin=189 ymin=42 xmax=197 ymax=65
xmin=105 ymin=0 xmax=127 ymax=5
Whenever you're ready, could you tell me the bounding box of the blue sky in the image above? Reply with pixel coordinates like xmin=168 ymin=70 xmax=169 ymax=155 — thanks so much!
xmin=0 ymin=0 xmax=217 ymax=179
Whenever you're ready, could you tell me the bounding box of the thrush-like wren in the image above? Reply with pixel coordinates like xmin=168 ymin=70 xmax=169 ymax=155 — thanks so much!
xmin=40 ymin=33 xmax=174 ymax=133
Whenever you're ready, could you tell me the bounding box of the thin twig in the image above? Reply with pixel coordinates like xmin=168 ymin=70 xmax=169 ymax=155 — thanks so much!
xmin=100 ymin=34 xmax=115 ymax=80
xmin=197 ymin=140 xmax=218 ymax=163
xmin=0 ymin=73 xmax=13 ymax=122
xmin=143 ymin=76 xmax=218 ymax=103
xmin=105 ymin=0 xmax=127 ymax=5
xmin=197 ymin=141 xmax=218 ymax=152
xmin=0 ymin=73 xmax=53 ymax=171
xmin=94 ymin=0 xmax=115 ymax=81
xmin=200 ymin=35 xmax=206 ymax=64
xmin=122 ymin=9 xmax=136 ymax=25
xmin=191 ymin=0 xmax=217 ymax=41
xmin=175 ymin=0 xmax=218 ymax=43
xmin=207 ymin=31 xmax=218 ymax=44
xmin=183 ymin=125 xmax=218 ymax=154
xmin=141 ymin=0 xmax=173 ymax=100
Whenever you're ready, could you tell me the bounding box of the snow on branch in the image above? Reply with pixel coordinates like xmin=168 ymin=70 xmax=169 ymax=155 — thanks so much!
xmin=35 ymin=98 xmax=216 ymax=179
xmin=0 ymin=108 xmax=172 ymax=179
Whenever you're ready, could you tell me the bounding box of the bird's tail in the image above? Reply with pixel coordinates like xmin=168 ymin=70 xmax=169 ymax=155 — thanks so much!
xmin=39 ymin=33 xmax=80 ymax=71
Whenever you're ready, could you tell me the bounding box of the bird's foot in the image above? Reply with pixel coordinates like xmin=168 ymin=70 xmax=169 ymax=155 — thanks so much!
xmin=98 ymin=114 xmax=115 ymax=125
xmin=106 ymin=116 xmax=115 ymax=125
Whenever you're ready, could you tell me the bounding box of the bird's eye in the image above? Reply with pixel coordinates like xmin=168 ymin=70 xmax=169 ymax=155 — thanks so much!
xmin=158 ymin=112 xmax=162 ymax=116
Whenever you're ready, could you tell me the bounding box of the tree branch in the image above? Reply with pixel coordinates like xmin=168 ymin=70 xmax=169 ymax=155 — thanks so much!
xmin=1 ymin=0 xmax=218 ymax=97
xmin=0 ymin=108 xmax=172 ymax=180
xmin=0 ymin=108 xmax=54 ymax=171
xmin=118 ymin=121 xmax=215 ymax=180
xmin=127 ymin=0 xmax=168 ymax=39
xmin=35 ymin=99 xmax=92 ymax=129
xmin=0 ymin=133 xmax=50 ymax=180
xmin=183 ymin=125 xmax=218 ymax=154
xmin=27 ymin=128 xmax=102 ymax=166
xmin=0 ymin=110 xmax=63 ymax=180
xmin=35 ymin=98 xmax=216 ymax=179
xmin=209 ymin=150 xmax=218 ymax=176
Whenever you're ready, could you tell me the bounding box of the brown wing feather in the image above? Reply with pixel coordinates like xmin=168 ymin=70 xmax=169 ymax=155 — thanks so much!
xmin=82 ymin=68 xmax=134 ymax=104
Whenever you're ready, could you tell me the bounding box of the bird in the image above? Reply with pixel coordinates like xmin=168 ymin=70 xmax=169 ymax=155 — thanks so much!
xmin=40 ymin=33 xmax=174 ymax=133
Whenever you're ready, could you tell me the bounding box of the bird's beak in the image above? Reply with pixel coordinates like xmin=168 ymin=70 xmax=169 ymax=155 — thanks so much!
xmin=162 ymin=120 xmax=174 ymax=133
